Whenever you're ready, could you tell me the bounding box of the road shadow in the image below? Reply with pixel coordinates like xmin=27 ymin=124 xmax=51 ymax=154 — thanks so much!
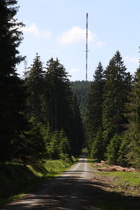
xmin=4 ymin=174 xmax=140 ymax=210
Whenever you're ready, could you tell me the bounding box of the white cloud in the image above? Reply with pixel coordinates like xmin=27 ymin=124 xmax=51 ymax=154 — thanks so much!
xmin=124 ymin=55 xmax=139 ymax=64
xmin=59 ymin=26 xmax=96 ymax=44
xmin=59 ymin=26 xmax=106 ymax=48
xmin=70 ymin=68 xmax=80 ymax=73
xmin=94 ymin=40 xmax=106 ymax=48
xmin=22 ymin=23 xmax=51 ymax=38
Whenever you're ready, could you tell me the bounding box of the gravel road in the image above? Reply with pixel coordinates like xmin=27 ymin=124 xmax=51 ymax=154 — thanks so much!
xmin=3 ymin=157 xmax=99 ymax=210
xmin=2 ymin=157 xmax=140 ymax=210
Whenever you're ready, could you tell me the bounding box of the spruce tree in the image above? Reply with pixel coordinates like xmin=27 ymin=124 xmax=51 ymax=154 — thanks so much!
xmin=44 ymin=58 xmax=73 ymax=132
xmin=25 ymin=53 xmax=45 ymax=123
xmin=102 ymin=51 xmax=132 ymax=155
xmin=86 ymin=62 xmax=104 ymax=140
xmin=86 ymin=62 xmax=105 ymax=159
xmin=44 ymin=58 xmax=84 ymax=156
xmin=125 ymin=68 xmax=140 ymax=168
xmin=0 ymin=0 xmax=26 ymax=162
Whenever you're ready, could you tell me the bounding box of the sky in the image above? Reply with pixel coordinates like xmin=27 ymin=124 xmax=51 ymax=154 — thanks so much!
xmin=16 ymin=0 xmax=140 ymax=81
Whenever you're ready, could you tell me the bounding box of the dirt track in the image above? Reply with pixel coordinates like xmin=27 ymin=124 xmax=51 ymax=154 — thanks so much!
xmin=2 ymin=157 xmax=140 ymax=210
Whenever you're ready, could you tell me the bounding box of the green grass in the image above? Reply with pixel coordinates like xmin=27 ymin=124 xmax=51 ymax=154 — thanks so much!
xmin=90 ymin=161 xmax=140 ymax=196
xmin=89 ymin=161 xmax=140 ymax=209
xmin=96 ymin=170 xmax=140 ymax=190
xmin=108 ymin=171 xmax=140 ymax=196
xmin=0 ymin=159 xmax=75 ymax=206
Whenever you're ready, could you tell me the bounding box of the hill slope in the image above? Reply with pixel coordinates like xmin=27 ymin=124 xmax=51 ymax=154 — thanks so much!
xmin=71 ymin=80 xmax=91 ymax=124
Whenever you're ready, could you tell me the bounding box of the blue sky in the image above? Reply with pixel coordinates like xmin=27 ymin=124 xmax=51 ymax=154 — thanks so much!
xmin=16 ymin=0 xmax=140 ymax=81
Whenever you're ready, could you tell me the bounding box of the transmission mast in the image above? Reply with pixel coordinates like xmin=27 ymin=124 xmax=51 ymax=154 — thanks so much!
xmin=86 ymin=13 xmax=89 ymax=81
xmin=24 ymin=56 xmax=28 ymax=78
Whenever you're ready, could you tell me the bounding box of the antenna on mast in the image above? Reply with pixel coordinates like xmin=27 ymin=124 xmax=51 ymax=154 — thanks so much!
xmin=86 ymin=13 xmax=89 ymax=81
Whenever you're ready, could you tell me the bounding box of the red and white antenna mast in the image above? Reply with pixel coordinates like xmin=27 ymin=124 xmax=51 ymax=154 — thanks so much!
xmin=86 ymin=13 xmax=89 ymax=81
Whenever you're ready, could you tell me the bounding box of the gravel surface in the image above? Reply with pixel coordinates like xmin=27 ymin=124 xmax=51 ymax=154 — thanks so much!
xmin=2 ymin=157 xmax=140 ymax=210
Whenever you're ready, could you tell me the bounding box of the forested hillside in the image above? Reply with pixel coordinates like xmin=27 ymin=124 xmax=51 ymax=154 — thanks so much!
xmin=71 ymin=81 xmax=91 ymax=124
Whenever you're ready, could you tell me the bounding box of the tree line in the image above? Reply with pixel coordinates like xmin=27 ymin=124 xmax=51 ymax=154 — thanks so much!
xmin=0 ymin=0 xmax=84 ymax=163
xmin=86 ymin=51 xmax=140 ymax=168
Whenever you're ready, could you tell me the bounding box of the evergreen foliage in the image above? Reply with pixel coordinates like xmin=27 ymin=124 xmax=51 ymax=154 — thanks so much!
xmin=44 ymin=58 xmax=73 ymax=132
xmin=85 ymin=51 xmax=135 ymax=166
xmin=14 ymin=119 xmax=47 ymax=163
xmin=125 ymin=68 xmax=140 ymax=168
xmin=71 ymin=80 xmax=91 ymax=124
xmin=86 ymin=62 xmax=104 ymax=147
xmin=25 ymin=53 xmax=45 ymax=123
xmin=90 ymin=128 xmax=105 ymax=162
xmin=47 ymin=130 xmax=71 ymax=160
xmin=24 ymin=56 xmax=84 ymax=158
xmin=0 ymin=0 xmax=27 ymax=162
xmin=44 ymin=58 xmax=84 ymax=156
xmin=102 ymin=51 xmax=132 ymax=151
xmin=106 ymin=134 xmax=123 ymax=165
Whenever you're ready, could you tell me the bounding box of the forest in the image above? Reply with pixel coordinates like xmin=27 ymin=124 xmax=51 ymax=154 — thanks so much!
xmin=0 ymin=0 xmax=140 ymax=169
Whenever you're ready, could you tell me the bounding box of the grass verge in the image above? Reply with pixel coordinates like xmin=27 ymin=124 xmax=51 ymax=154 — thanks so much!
xmin=0 ymin=157 xmax=76 ymax=206
xmin=90 ymin=160 xmax=140 ymax=210
xmin=97 ymin=170 xmax=140 ymax=196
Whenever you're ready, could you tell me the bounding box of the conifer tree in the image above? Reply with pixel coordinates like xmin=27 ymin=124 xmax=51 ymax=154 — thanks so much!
xmin=25 ymin=53 xmax=45 ymax=123
xmin=44 ymin=58 xmax=84 ymax=155
xmin=86 ymin=62 xmax=104 ymax=140
xmin=0 ymin=0 xmax=26 ymax=162
xmin=125 ymin=68 xmax=140 ymax=168
xmin=102 ymin=51 xmax=132 ymax=151
xmin=44 ymin=58 xmax=73 ymax=132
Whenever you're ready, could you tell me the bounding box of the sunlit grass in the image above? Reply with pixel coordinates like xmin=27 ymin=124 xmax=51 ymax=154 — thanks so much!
xmin=0 ymin=159 xmax=74 ymax=206
xmin=91 ymin=163 xmax=140 ymax=196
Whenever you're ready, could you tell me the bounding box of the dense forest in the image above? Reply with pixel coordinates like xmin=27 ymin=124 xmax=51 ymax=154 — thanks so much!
xmin=71 ymin=81 xmax=91 ymax=124
xmin=0 ymin=0 xmax=140 ymax=169
xmin=86 ymin=54 xmax=140 ymax=168
xmin=0 ymin=0 xmax=84 ymax=163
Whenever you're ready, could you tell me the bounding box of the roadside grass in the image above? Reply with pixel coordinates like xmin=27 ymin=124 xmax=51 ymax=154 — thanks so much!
xmin=89 ymin=159 xmax=140 ymax=195
xmin=104 ymin=171 xmax=140 ymax=195
xmin=90 ymin=160 xmax=140 ymax=209
xmin=94 ymin=170 xmax=140 ymax=195
xmin=0 ymin=158 xmax=76 ymax=206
